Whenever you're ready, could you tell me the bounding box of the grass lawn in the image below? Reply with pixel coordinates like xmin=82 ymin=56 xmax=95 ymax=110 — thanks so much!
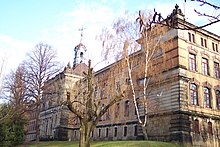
xmin=18 ymin=140 xmax=181 ymax=147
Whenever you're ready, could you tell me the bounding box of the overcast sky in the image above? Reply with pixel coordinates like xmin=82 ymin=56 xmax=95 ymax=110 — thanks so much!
xmin=0 ymin=0 xmax=219 ymax=75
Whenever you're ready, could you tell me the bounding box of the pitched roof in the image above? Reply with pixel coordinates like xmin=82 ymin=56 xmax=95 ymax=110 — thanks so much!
xmin=72 ymin=63 xmax=88 ymax=76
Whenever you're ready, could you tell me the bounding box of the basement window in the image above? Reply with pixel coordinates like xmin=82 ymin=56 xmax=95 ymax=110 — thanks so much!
xmin=208 ymin=122 xmax=213 ymax=135
xmin=193 ymin=119 xmax=199 ymax=134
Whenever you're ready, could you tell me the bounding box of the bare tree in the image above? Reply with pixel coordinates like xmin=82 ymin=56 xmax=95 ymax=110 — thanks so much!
xmin=2 ymin=65 xmax=29 ymax=113
xmin=98 ymin=11 xmax=169 ymax=140
xmin=66 ymin=60 xmax=127 ymax=147
xmin=24 ymin=43 xmax=61 ymax=142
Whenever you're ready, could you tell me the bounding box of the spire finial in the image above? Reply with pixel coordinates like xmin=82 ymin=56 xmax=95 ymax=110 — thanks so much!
xmin=78 ymin=27 xmax=86 ymax=43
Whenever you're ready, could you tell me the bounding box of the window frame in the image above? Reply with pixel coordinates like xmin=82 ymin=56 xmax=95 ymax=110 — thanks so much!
xmin=194 ymin=119 xmax=200 ymax=134
xmin=124 ymin=126 xmax=127 ymax=137
xmin=106 ymin=128 xmax=109 ymax=137
xmin=201 ymin=38 xmax=204 ymax=46
xmin=98 ymin=128 xmax=101 ymax=137
xmin=208 ymin=122 xmax=213 ymax=135
xmin=214 ymin=62 xmax=220 ymax=78
xmin=134 ymin=125 xmax=138 ymax=136
xmin=204 ymin=39 xmax=207 ymax=48
xmin=188 ymin=32 xmax=191 ymax=42
xmin=188 ymin=32 xmax=195 ymax=43
xmin=216 ymin=44 xmax=219 ymax=52
xmin=204 ymin=87 xmax=211 ymax=108
xmin=202 ymin=58 xmax=209 ymax=75
xmin=216 ymin=90 xmax=220 ymax=110
xmin=114 ymin=127 xmax=117 ymax=137
xmin=212 ymin=42 xmax=215 ymax=51
xmin=124 ymin=100 xmax=130 ymax=117
xmin=190 ymin=83 xmax=198 ymax=106
xmin=189 ymin=53 xmax=197 ymax=71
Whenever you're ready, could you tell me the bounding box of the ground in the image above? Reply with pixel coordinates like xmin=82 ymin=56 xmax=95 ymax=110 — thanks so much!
xmin=18 ymin=141 xmax=181 ymax=147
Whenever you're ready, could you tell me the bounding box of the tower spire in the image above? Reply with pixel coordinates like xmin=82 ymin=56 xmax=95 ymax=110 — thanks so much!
xmin=73 ymin=27 xmax=87 ymax=68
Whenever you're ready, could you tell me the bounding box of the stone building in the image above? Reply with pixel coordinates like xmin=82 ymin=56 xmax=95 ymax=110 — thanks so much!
xmin=25 ymin=100 xmax=38 ymax=142
xmin=39 ymin=42 xmax=88 ymax=140
xmin=38 ymin=5 xmax=220 ymax=146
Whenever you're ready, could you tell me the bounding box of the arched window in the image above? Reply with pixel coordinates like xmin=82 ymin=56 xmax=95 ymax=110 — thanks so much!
xmin=190 ymin=83 xmax=198 ymax=105
xmin=216 ymin=90 xmax=220 ymax=110
xmin=208 ymin=122 xmax=213 ymax=135
xmin=194 ymin=119 xmax=199 ymax=134
xmin=204 ymin=87 xmax=211 ymax=108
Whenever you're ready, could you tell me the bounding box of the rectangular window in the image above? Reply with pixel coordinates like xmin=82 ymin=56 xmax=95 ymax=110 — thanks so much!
xmin=201 ymin=38 xmax=207 ymax=47
xmin=212 ymin=42 xmax=219 ymax=52
xmin=192 ymin=34 xmax=195 ymax=43
xmin=194 ymin=119 xmax=199 ymax=134
xmin=190 ymin=84 xmax=198 ymax=105
xmin=216 ymin=90 xmax=220 ymax=110
xmin=216 ymin=44 xmax=219 ymax=52
xmin=124 ymin=126 xmax=127 ymax=137
xmin=106 ymin=128 xmax=109 ymax=137
xmin=98 ymin=128 xmax=101 ymax=137
xmin=202 ymin=58 xmax=209 ymax=75
xmin=204 ymin=39 xmax=207 ymax=48
xmin=188 ymin=32 xmax=191 ymax=42
xmin=201 ymin=38 xmax=204 ymax=46
xmin=204 ymin=87 xmax=211 ymax=108
xmin=189 ymin=54 xmax=196 ymax=71
xmin=208 ymin=122 xmax=213 ymax=135
xmin=214 ymin=62 xmax=220 ymax=78
xmin=124 ymin=100 xmax=129 ymax=117
xmin=212 ymin=42 xmax=215 ymax=51
xmin=134 ymin=125 xmax=138 ymax=136
xmin=188 ymin=32 xmax=195 ymax=43
xmin=114 ymin=127 xmax=117 ymax=137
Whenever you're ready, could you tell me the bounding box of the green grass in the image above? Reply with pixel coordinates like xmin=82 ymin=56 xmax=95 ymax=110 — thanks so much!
xmin=18 ymin=141 xmax=181 ymax=147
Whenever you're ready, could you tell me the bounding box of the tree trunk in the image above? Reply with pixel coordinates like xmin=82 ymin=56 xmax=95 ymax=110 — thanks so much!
xmin=142 ymin=125 xmax=148 ymax=140
xmin=79 ymin=121 xmax=93 ymax=147
xmin=35 ymin=106 xmax=40 ymax=142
